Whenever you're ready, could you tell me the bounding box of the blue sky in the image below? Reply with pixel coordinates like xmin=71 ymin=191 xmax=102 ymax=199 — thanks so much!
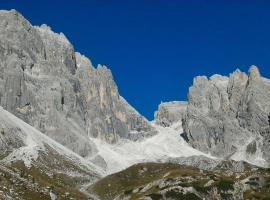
xmin=1 ymin=1 xmax=270 ymax=119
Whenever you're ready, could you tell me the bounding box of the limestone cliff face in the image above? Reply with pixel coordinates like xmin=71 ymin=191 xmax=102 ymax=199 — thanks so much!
xmin=154 ymin=101 xmax=187 ymax=127
xmin=76 ymin=54 xmax=156 ymax=143
xmin=0 ymin=10 xmax=155 ymax=157
xmin=182 ymin=66 xmax=270 ymax=166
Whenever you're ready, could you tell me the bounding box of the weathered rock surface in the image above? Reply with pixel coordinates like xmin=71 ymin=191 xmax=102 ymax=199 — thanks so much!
xmin=168 ymin=155 xmax=258 ymax=173
xmin=155 ymin=101 xmax=187 ymax=127
xmin=182 ymin=66 xmax=270 ymax=167
xmin=0 ymin=10 xmax=156 ymax=158
xmin=0 ymin=107 xmax=101 ymax=200
xmin=167 ymin=155 xmax=220 ymax=171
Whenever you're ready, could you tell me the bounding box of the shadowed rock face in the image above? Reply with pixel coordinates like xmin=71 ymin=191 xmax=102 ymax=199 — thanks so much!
xmin=182 ymin=66 xmax=270 ymax=166
xmin=0 ymin=10 xmax=156 ymax=157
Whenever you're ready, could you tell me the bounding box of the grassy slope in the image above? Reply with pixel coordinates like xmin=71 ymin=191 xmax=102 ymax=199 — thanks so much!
xmin=0 ymin=146 xmax=100 ymax=200
xmin=90 ymin=162 xmax=270 ymax=200
xmin=90 ymin=163 xmax=206 ymax=199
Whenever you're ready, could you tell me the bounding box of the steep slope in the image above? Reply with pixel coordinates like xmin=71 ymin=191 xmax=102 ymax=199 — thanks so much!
xmin=182 ymin=66 xmax=270 ymax=167
xmin=89 ymin=122 xmax=211 ymax=174
xmin=0 ymin=9 xmax=156 ymax=159
xmin=0 ymin=106 xmax=102 ymax=199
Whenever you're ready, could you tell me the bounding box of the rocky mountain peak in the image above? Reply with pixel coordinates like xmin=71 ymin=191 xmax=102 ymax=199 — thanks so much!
xmin=96 ymin=64 xmax=114 ymax=79
xmin=0 ymin=10 xmax=156 ymax=159
xmin=182 ymin=67 xmax=270 ymax=167
xmin=0 ymin=9 xmax=27 ymax=25
xmin=192 ymin=75 xmax=208 ymax=86
xmin=75 ymin=52 xmax=94 ymax=70
xmin=154 ymin=101 xmax=187 ymax=127
xmin=248 ymin=65 xmax=261 ymax=82
xmin=229 ymin=69 xmax=248 ymax=83
xmin=36 ymin=24 xmax=72 ymax=47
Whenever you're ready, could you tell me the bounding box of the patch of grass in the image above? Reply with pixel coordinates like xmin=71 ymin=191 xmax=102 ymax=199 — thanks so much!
xmin=194 ymin=184 xmax=212 ymax=194
xmin=216 ymin=179 xmax=234 ymax=191
xmin=124 ymin=188 xmax=133 ymax=195
xmin=220 ymin=193 xmax=233 ymax=200
xmin=165 ymin=190 xmax=202 ymax=200
xmin=90 ymin=163 xmax=202 ymax=200
xmin=244 ymin=183 xmax=270 ymax=200
xmin=5 ymin=144 xmax=99 ymax=200
xmin=147 ymin=193 xmax=163 ymax=200
xmin=91 ymin=161 xmax=270 ymax=200
xmin=11 ymin=161 xmax=89 ymax=200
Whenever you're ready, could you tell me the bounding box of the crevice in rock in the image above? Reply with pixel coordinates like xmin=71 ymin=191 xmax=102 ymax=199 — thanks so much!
xmin=61 ymin=96 xmax=64 ymax=111
xmin=181 ymin=132 xmax=189 ymax=142
xmin=61 ymin=96 xmax=64 ymax=105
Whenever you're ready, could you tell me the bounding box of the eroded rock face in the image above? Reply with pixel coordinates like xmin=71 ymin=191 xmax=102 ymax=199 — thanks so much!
xmin=182 ymin=66 xmax=270 ymax=167
xmin=76 ymin=55 xmax=156 ymax=143
xmin=154 ymin=101 xmax=187 ymax=127
xmin=0 ymin=10 xmax=155 ymax=157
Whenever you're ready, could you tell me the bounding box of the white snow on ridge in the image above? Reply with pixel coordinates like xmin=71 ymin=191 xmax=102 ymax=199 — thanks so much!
xmin=90 ymin=122 xmax=214 ymax=175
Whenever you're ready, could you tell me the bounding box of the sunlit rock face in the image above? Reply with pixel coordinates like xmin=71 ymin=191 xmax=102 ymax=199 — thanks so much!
xmin=154 ymin=101 xmax=187 ymax=127
xmin=182 ymin=66 xmax=270 ymax=167
xmin=0 ymin=9 xmax=156 ymax=157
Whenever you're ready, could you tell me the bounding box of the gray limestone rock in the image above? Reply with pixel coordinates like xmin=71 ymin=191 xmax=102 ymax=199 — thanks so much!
xmin=167 ymin=155 xmax=220 ymax=171
xmin=182 ymin=66 xmax=270 ymax=167
xmin=168 ymin=155 xmax=257 ymax=173
xmin=0 ymin=9 xmax=156 ymax=158
xmin=154 ymin=101 xmax=187 ymax=127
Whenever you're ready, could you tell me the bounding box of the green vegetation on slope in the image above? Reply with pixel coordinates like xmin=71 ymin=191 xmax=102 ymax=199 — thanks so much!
xmin=90 ymin=162 xmax=270 ymax=200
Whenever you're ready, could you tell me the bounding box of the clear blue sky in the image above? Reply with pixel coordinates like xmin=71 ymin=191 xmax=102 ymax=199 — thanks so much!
xmin=1 ymin=1 xmax=270 ymax=120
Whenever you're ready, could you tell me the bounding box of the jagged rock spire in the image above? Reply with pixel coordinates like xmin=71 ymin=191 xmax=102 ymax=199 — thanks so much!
xmin=248 ymin=65 xmax=261 ymax=81
xmin=182 ymin=66 xmax=270 ymax=167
